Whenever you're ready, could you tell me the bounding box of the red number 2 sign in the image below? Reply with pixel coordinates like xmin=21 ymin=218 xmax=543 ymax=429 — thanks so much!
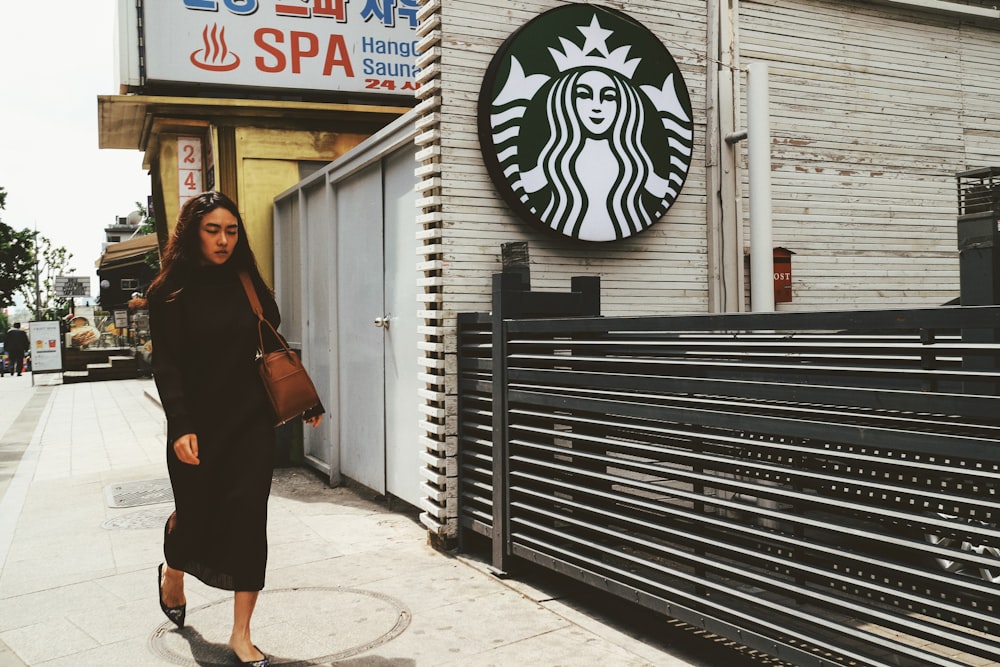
xmin=177 ymin=136 xmax=204 ymax=208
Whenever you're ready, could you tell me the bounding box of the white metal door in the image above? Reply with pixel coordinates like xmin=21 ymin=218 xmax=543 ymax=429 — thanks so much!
xmin=301 ymin=185 xmax=338 ymax=476
xmin=336 ymin=163 xmax=386 ymax=493
xmin=382 ymin=147 xmax=421 ymax=507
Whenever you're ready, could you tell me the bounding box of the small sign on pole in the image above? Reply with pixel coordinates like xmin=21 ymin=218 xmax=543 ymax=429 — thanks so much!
xmin=54 ymin=275 xmax=91 ymax=298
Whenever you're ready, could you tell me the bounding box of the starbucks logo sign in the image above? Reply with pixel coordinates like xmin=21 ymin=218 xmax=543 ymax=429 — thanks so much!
xmin=478 ymin=4 xmax=694 ymax=242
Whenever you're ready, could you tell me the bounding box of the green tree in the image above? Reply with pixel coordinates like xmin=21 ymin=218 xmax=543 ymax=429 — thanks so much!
xmin=136 ymin=200 xmax=156 ymax=235
xmin=136 ymin=200 xmax=161 ymax=272
xmin=17 ymin=235 xmax=74 ymax=320
xmin=0 ymin=187 xmax=36 ymax=309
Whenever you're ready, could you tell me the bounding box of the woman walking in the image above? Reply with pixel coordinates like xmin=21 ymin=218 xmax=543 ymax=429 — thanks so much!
xmin=148 ymin=191 xmax=322 ymax=666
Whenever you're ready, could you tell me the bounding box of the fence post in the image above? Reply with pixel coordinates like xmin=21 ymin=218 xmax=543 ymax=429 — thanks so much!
xmin=490 ymin=272 xmax=522 ymax=574
xmin=488 ymin=271 xmax=601 ymax=574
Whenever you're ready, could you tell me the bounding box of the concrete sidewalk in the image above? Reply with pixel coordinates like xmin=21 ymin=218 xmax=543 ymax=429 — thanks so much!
xmin=0 ymin=377 xmax=770 ymax=666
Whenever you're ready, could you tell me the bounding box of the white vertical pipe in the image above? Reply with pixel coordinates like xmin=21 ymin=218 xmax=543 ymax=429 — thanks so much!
xmin=747 ymin=62 xmax=775 ymax=312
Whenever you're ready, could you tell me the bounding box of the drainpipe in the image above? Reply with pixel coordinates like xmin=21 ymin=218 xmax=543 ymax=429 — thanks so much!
xmin=747 ymin=62 xmax=774 ymax=312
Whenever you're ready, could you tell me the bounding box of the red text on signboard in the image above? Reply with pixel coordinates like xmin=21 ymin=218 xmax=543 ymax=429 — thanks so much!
xmin=254 ymin=29 xmax=354 ymax=76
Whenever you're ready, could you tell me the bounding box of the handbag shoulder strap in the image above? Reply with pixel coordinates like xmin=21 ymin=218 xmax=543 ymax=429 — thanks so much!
xmin=238 ymin=271 xmax=264 ymax=321
xmin=239 ymin=271 xmax=292 ymax=355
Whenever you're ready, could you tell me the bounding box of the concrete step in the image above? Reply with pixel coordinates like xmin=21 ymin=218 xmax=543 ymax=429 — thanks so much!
xmin=63 ymin=371 xmax=90 ymax=384
xmin=62 ymin=352 xmax=139 ymax=383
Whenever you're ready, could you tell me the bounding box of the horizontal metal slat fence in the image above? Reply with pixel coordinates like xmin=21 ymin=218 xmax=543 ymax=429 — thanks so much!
xmin=458 ymin=295 xmax=1000 ymax=666
xmin=457 ymin=312 xmax=495 ymax=541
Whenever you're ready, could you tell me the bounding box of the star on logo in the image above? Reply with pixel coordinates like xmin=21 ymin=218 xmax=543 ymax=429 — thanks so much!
xmin=578 ymin=15 xmax=614 ymax=57
xmin=548 ymin=14 xmax=640 ymax=79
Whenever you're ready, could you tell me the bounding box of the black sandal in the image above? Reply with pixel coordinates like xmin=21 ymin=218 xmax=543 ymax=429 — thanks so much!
xmin=232 ymin=645 xmax=269 ymax=666
xmin=157 ymin=563 xmax=186 ymax=628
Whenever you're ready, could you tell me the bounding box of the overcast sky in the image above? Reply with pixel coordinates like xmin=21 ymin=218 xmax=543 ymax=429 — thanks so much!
xmin=0 ymin=1 xmax=152 ymax=300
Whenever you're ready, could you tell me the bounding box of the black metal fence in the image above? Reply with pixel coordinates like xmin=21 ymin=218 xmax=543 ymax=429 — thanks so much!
xmin=457 ymin=274 xmax=1000 ymax=667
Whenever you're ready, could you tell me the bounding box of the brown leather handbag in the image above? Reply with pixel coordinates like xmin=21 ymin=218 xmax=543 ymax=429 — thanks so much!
xmin=239 ymin=272 xmax=324 ymax=426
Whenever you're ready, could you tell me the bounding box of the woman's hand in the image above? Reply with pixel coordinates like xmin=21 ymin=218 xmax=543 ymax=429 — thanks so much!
xmin=305 ymin=414 xmax=323 ymax=428
xmin=173 ymin=433 xmax=200 ymax=465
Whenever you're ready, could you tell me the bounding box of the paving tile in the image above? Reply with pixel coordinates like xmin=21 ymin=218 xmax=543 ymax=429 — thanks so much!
xmin=0 ymin=638 xmax=27 ymax=667
xmin=359 ymin=560 xmax=513 ymax=614
xmin=351 ymin=588 xmax=570 ymax=665
xmin=67 ymin=597 xmax=164 ymax=646
xmin=92 ymin=567 xmax=216 ymax=613
xmin=0 ymin=564 xmax=120 ymax=601
xmin=435 ymin=625 xmax=658 ymax=667
xmin=265 ymin=510 xmax=330 ymax=545
xmin=0 ymin=582 xmax=122 ymax=632
xmin=0 ymin=617 xmax=99 ymax=665
xmin=105 ymin=528 xmax=170 ymax=570
xmin=31 ymin=638 xmax=154 ymax=666
xmin=267 ymin=536 xmax=346 ymax=569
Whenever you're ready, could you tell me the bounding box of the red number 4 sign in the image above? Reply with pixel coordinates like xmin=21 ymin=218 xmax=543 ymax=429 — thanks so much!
xmin=177 ymin=136 xmax=204 ymax=207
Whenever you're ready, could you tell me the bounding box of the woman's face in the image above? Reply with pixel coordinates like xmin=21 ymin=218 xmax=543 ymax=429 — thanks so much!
xmin=574 ymin=71 xmax=618 ymax=136
xmin=198 ymin=207 xmax=239 ymax=266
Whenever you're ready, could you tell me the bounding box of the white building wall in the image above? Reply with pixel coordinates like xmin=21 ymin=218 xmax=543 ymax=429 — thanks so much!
xmin=737 ymin=0 xmax=985 ymax=309
xmin=414 ymin=0 xmax=1000 ymax=538
xmin=414 ymin=0 xmax=711 ymax=537
xmin=959 ymin=15 xmax=1000 ymax=168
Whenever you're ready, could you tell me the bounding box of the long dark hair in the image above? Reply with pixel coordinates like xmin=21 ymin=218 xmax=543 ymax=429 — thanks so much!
xmin=147 ymin=191 xmax=270 ymax=302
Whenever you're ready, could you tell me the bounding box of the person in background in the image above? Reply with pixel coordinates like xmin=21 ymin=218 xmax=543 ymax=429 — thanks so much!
xmin=147 ymin=191 xmax=322 ymax=667
xmin=3 ymin=323 xmax=29 ymax=377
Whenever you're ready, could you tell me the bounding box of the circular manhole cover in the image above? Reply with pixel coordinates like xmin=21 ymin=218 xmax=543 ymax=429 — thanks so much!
xmin=148 ymin=587 xmax=410 ymax=666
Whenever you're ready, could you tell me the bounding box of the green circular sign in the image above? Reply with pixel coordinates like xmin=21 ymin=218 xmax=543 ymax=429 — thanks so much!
xmin=478 ymin=4 xmax=694 ymax=242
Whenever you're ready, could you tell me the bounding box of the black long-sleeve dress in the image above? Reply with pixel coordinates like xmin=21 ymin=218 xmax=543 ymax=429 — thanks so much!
xmin=150 ymin=263 xmax=279 ymax=592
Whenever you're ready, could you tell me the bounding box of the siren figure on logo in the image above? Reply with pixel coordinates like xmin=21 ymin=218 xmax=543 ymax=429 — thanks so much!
xmin=486 ymin=13 xmax=693 ymax=242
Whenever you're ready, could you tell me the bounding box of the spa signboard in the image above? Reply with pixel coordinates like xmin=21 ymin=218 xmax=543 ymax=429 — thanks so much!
xmin=125 ymin=0 xmax=421 ymax=96
xmin=478 ymin=4 xmax=693 ymax=242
